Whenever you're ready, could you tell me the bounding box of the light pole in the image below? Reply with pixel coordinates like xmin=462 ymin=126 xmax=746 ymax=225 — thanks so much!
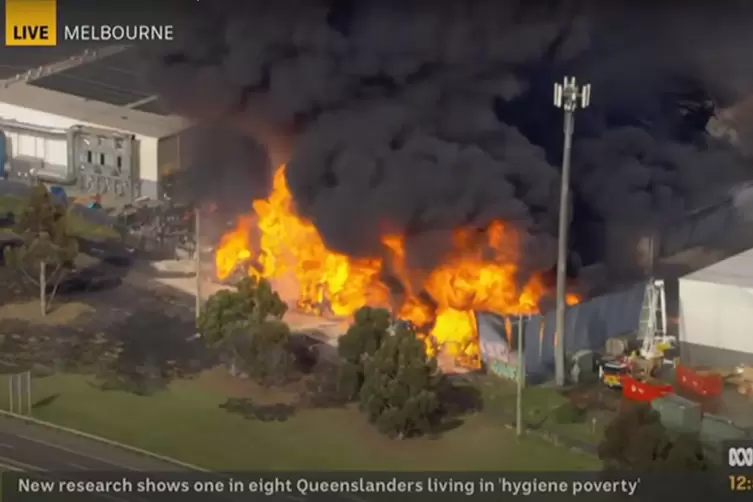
xmin=516 ymin=314 xmax=530 ymax=437
xmin=195 ymin=205 xmax=202 ymax=321
xmin=552 ymin=77 xmax=591 ymax=387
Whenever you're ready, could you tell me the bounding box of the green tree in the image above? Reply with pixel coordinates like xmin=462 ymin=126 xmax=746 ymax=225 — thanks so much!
xmin=359 ymin=321 xmax=442 ymax=438
xmin=598 ymin=402 xmax=712 ymax=471
xmin=240 ymin=319 xmax=294 ymax=386
xmin=336 ymin=306 xmax=390 ymax=400
xmin=197 ymin=276 xmax=288 ymax=376
xmin=3 ymin=183 xmax=78 ymax=315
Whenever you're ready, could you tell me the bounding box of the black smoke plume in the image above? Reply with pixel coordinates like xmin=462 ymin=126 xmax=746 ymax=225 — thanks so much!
xmin=143 ymin=0 xmax=753 ymax=281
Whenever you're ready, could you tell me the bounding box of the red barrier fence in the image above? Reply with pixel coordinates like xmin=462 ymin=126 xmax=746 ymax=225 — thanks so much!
xmin=621 ymin=376 xmax=673 ymax=402
xmin=676 ymin=364 xmax=723 ymax=398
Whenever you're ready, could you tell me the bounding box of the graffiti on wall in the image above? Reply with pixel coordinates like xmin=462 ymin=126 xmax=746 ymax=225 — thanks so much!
xmin=480 ymin=336 xmax=521 ymax=381
xmin=488 ymin=359 xmax=519 ymax=380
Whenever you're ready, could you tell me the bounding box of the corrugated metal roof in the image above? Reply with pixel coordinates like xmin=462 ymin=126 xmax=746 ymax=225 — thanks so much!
xmin=0 ymin=46 xmax=91 ymax=80
xmin=682 ymin=246 xmax=753 ymax=288
xmin=0 ymin=46 xmax=187 ymax=138
xmin=0 ymin=80 xmax=187 ymax=138
xmin=132 ymin=99 xmax=172 ymax=116
xmin=29 ymin=50 xmax=152 ymax=106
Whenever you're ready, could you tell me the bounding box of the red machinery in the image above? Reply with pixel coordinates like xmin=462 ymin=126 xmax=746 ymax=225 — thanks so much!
xmin=621 ymin=375 xmax=673 ymax=402
xmin=675 ymin=364 xmax=723 ymax=398
xmin=598 ymin=357 xmax=630 ymax=388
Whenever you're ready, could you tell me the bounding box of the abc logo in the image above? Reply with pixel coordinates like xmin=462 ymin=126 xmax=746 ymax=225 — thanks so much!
xmin=728 ymin=447 xmax=753 ymax=467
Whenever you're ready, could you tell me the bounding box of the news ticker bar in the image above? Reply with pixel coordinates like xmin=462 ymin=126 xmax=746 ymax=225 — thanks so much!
xmin=1 ymin=471 xmax=747 ymax=501
xmin=4 ymin=0 xmax=200 ymax=47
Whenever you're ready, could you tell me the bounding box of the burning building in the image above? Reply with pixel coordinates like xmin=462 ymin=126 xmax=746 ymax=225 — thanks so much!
xmin=214 ymin=163 xmax=579 ymax=368
xmin=142 ymin=2 xmax=753 ymax=370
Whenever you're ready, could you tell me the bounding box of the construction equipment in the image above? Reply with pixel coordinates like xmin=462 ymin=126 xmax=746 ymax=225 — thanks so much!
xmin=598 ymin=357 xmax=630 ymax=388
xmin=637 ymin=279 xmax=676 ymax=370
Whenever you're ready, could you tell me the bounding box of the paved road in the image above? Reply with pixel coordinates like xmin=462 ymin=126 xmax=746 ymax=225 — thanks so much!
xmin=0 ymin=416 xmax=212 ymax=502
xmin=0 ymin=417 xmax=172 ymax=501
xmin=0 ymin=417 xmax=185 ymax=472
xmin=0 ymin=417 xmax=318 ymax=502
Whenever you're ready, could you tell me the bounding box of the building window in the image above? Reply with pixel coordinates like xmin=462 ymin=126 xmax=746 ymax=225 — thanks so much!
xmin=100 ymin=153 xmax=105 ymax=165
xmin=116 ymin=156 xmax=122 ymax=168
xmin=86 ymin=151 xmax=92 ymax=163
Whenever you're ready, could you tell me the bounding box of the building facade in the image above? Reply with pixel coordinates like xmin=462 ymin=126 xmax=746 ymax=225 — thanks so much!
xmin=679 ymin=248 xmax=753 ymax=369
xmin=0 ymin=47 xmax=189 ymax=201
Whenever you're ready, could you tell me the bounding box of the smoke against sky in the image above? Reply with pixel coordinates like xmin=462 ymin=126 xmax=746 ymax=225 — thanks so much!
xmin=144 ymin=0 xmax=753 ymax=275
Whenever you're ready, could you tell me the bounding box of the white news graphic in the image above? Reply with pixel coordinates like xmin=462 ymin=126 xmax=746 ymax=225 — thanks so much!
xmin=728 ymin=447 xmax=753 ymax=467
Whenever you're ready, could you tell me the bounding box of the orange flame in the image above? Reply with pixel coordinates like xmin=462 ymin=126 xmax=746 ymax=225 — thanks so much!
xmin=215 ymin=165 xmax=580 ymax=369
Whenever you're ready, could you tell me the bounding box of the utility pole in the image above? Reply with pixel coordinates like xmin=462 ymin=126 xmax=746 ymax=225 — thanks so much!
xmin=194 ymin=205 xmax=202 ymax=321
xmin=552 ymin=77 xmax=591 ymax=387
xmin=516 ymin=314 xmax=529 ymax=437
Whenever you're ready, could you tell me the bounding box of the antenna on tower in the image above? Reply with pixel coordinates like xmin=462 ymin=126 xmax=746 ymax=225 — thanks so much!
xmin=551 ymin=75 xmax=592 ymax=387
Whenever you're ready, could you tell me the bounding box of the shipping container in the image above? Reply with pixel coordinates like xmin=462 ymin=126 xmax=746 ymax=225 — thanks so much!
xmin=651 ymin=394 xmax=702 ymax=433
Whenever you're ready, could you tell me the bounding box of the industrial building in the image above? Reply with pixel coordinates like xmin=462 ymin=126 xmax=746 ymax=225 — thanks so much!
xmin=679 ymin=248 xmax=753 ymax=368
xmin=0 ymin=46 xmax=189 ymax=201
xmin=477 ymin=282 xmax=648 ymax=383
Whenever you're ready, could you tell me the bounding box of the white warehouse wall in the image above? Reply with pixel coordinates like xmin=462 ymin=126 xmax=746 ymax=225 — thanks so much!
xmin=679 ymin=275 xmax=753 ymax=367
xmin=3 ymin=128 xmax=67 ymax=170
xmin=0 ymin=101 xmax=160 ymax=197
xmin=679 ymin=278 xmax=753 ymax=354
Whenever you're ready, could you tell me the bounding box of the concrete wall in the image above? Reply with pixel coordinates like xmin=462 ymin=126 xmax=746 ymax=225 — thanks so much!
xmin=679 ymin=341 xmax=753 ymax=370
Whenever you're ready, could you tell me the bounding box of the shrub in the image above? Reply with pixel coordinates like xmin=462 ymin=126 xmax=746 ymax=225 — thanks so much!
xmin=598 ymin=402 xmax=712 ymax=471
xmin=358 ymin=322 xmax=442 ymax=438
xmin=336 ymin=306 xmax=390 ymax=399
xmin=240 ymin=320 xmax=294 ymax=386
xmin=197 ymin=276 xmax=288 ymax=377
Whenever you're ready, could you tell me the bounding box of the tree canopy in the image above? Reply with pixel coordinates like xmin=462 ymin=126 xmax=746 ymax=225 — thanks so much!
xmin=3 ymin=183 xmax=78 ymax=314
xmin=359 ymin=320 xmax=442 ymax=438
xmin=197 ymin=276 xmax=290 ymax=381
xmin=197 ymin=276 xmax=288 ymax=347
xmin=336 ymin=306 xmax=391 ymax=400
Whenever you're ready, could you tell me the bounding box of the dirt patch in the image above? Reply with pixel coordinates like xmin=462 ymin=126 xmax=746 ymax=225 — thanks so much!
xmin=0 ymin=299 xmax=95 ymax=325
xmin=561 ymin=383 xmax=623 ymax=412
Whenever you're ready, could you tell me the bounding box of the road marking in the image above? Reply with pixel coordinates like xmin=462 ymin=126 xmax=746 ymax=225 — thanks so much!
xmin=0 ymin=454 xmax=48 ymax=472
xmin=66 ymin=462 xmax=89 ymax=470
xmin=13 ymin=432 xmax=139 ymax=471
xmin=0 ymin=442 xmax=14 ymax=448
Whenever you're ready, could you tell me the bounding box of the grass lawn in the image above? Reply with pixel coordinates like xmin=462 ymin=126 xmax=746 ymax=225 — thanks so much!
xmin=0 ymin=194 xmax=120 ymax=240
xmin=0 ymin=373 xmax=599 ymax=471
xmin=477 ymin=378 xmax=607 ymax=445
